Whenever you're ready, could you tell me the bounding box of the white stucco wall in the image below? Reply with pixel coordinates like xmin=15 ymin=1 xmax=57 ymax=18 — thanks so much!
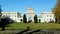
xmin=41 ymin=12 xmax=55 ymax=22
xmin=1 ymin=11 xmax=55 ymax=23
xmin=2 ymin=12 xmax=22 ymax=22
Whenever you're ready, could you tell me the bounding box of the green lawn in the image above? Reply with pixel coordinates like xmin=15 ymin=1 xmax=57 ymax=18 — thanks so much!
xmin=1 ymin=23 xmax=60 ymax=30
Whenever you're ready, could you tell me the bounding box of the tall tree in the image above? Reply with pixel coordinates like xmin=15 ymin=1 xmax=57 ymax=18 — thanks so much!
xmin=0 ymin=5 xmax=13 ymax=31
xmin=23 ymin=14 xmax=27 ymax=23
xmin=1 ymin=17 xmax=8 ymax=30
xmin=53 ymin=0 xmax=60 ymax=23
xmin=0 ymin=17 xmax=13 ymax=31
xmin=0 ymin=5 xmax=2 ymax=21
xmin=34 ymin=15 xmax=38 ymax=23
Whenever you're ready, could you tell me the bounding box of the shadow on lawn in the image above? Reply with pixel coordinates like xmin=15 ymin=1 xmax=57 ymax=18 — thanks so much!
xmin=16 ymin=29 xmax=60 ymax=34
xmin=16 ymin=27 xmax=30 ymax=34
xmin=16 ymin=27 xmax=60 ymax=34
xmin=16 ymin=27 xmax=42 ymax=34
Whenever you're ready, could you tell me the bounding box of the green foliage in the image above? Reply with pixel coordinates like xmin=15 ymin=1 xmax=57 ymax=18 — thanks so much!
xmin=0 ymin=17 xmax=13 ymax=31
xmin=23 ymin=14 xmax=27 ymax=23
xmin=0 ymin=5 xmax=2 ymax=17
xmin=34 ymin=15 xmax=38 ymax=23
xmin=53 ymin=0 xmax=60 ymax=23
xmin=1 ymin=23 xmax=60 ymax=30
xmin=0 ymin=5 xmax=13 ymax=31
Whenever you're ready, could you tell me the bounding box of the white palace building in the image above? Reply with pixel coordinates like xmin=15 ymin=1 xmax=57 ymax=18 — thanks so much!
xmin=1 ymin=7 xmax=55 ymax=23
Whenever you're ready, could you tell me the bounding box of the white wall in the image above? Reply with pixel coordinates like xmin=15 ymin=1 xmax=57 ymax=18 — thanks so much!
xmin=2 ymin=12 xmax=22 ymax=22
xmin=41 ymin=12 xmax=55 ymax=22
xmin=1 ymin=12 xmax=55 ymax=23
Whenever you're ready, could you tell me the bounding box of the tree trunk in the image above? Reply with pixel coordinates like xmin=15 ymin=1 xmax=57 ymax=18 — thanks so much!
xmin=2 ymin=26 xmax=5 ymax=31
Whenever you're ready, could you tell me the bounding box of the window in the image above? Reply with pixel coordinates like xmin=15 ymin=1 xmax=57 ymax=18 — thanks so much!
xmin=3 ymin=15 xmax=5 ymax=17
xmin=47 ymin=15 xmax=48 ymax=17
xmin=39 ymin=19 xmax=41 ymax=22
xmin=50 ymin=19 xmax=52 ymax=21
xmin=15 ymin=15 xmax=16 ymax=17
xmin=9 ymin=15 xmax=10 ymax=17
xmin=6 ymin=15 xmax=7 ymax=17
xmin=50 ymin=15 xmax=51 ymax=17
xmin=20 ymin=19 xmax=22 ymax=22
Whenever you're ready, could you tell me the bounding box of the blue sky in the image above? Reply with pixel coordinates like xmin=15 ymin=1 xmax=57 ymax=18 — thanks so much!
xmin=0 ymin=0 xmax=57 ymax=16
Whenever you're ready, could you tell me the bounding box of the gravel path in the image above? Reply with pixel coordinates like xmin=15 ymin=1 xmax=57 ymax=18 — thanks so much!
xmin=0 ymin=30 xmax=60 ymax=34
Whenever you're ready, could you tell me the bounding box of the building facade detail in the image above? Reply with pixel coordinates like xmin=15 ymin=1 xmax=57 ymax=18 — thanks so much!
xmin=1 ymin=7 xmax=55 ymax=23
xmin=25 ymin=7 xmax=36 ymax=22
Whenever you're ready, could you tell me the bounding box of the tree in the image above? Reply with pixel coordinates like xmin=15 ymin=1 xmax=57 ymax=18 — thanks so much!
xmin=23 ymin=14 xmax=27 ymax=23
xmin=0 ymin=17 xmax=8 ymax=30
xmin=0 ymin=17 xmax=13 ymax=31
xmin=0 ymin=5 xmax=13 ymax=31
xmin=0 ymin=5 xmax=2 ymax=21
xmin=34 ymin=15 xmax=38 ymax=23
xmin=53 ymin=0 xmax=60 ymax=23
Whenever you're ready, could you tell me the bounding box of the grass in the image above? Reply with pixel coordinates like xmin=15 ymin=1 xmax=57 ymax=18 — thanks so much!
xmin=1 ymin=23 xmax=60 ymax=30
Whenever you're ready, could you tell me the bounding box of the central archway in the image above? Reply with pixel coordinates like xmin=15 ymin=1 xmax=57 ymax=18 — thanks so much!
xmin=28 ymin=16 xmax=32 ymax=23
xmin=24 ymin=6 xmax=36 ymax=23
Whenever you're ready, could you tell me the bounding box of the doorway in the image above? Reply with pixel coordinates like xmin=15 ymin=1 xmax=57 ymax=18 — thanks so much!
xmin=39 ymin=19 xmax=41 ymax=22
